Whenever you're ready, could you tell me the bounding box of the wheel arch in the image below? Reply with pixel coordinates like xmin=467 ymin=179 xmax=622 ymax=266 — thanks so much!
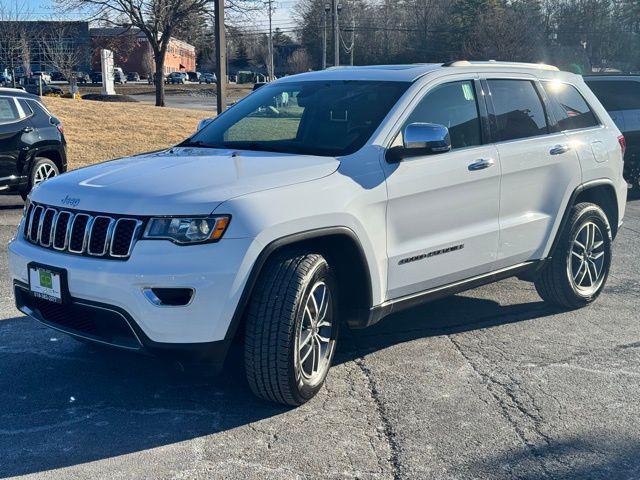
xmin=549 ymin=179 xmax=620 ymax=259
xmin=224 ymin=227 xmax=375 ymax=346
xmin=33 ymin=149 xmax=66 ymax=173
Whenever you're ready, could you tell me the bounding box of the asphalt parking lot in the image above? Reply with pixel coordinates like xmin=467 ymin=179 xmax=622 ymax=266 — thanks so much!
xmin=1 ymin=193 xmax=640 ymax=480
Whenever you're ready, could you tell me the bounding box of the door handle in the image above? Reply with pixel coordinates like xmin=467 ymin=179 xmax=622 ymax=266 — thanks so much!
xmin=468 ymin=158 xmax=495 ymax=171
xmin=550 ymin=144 xmax=571 ymax=155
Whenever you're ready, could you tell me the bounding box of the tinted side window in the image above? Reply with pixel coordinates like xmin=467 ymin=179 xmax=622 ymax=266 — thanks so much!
xmin=585 ymin=80 xmax=640 ymax=111
xmin=488 ymin=80 xmax=548 ymax=141
xmin=0 ymin=97 xmax=20 ymax=123
xmin=542 ymin=82 xmax=598 ymax=130
xmin=404 ymin=80 xmax=482 ymax=149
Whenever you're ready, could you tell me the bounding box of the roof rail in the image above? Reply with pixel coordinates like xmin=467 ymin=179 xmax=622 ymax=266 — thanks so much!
xmin=442 ymin=60 xmax=559 ymax=71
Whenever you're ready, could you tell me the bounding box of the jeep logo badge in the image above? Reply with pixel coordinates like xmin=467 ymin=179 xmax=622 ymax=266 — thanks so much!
xmin=60 ymin=195 xmax=81 ymax=208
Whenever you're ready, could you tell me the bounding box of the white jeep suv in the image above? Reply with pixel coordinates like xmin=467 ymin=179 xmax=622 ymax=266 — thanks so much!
xmin=8 ymin=61 xmax=627 ymax=406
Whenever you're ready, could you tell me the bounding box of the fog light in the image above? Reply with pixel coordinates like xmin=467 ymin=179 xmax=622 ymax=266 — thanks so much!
xmin=143 ymin=288 xmax=194 ymax=306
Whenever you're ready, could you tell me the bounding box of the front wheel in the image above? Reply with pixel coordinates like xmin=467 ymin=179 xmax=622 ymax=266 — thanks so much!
xmin=534 ymin=202 xmax=612 ymax=309
xmin=244 ymin=251 xmax=339 ymax=406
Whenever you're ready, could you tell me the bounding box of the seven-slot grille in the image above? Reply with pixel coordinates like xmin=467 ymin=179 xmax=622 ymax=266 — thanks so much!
xmin=23 ymin=203 xmax=142 ymax=260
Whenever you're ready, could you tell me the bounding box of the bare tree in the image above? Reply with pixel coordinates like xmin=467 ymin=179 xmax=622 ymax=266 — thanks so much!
xmin=40 ymin=24 xmax=84 ymax=93
xmin=141 ymin=43 xmax=155 ymax=80
xmin=59 ymin=0 xmax=260 ymax=106
xmin=287 ymin=48 xmax=311 ymax=73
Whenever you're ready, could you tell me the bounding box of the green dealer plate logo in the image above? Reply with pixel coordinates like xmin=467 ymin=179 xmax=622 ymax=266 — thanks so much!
xmin=39 ymin=270 xmax=53 ymax=289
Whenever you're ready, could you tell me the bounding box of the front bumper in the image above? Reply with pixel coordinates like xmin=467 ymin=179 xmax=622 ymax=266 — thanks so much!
xmin=9 ymin=232 xmax=258 ymax=347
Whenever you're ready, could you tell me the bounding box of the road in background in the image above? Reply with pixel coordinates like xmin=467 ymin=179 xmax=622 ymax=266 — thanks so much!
xmin=1 ymin=193 xmax=640 ymax=479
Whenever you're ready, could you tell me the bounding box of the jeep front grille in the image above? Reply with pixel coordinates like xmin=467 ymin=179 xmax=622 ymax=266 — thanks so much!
xmin=24 ymin=203 xmax=143 ymax=260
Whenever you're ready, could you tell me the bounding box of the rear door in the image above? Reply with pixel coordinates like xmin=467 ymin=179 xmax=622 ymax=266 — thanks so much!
xmin=483 ymin=76 xmax=582 ymax=267
xmin=0 ymin=96 xmax=33 ymax=185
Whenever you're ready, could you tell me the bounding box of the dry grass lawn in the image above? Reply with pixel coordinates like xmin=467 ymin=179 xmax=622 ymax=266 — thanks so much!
xmin=42 ymin=97 xmax=212 ymax=170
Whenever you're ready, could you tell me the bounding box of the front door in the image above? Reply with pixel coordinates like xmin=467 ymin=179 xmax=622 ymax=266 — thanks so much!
xmin=383 ymin=79 xmax=501 ymax=300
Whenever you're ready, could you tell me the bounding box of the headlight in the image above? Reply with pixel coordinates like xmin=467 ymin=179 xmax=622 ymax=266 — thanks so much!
xmin=143 ymin=215 xmax=230 ymax=244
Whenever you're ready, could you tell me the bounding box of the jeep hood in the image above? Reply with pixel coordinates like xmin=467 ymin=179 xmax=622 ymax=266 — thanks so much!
xmin=30 ymin=148 xmax=340 ymax=215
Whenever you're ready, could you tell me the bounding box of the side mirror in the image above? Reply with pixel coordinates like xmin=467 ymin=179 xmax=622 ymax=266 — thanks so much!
xmin=387 ymin=122 xmax=451 ymax=163
xmin=197 ymin=118 xmax=214 ymax=131
xmin=403 ymin=122 xmax=451 ymax=152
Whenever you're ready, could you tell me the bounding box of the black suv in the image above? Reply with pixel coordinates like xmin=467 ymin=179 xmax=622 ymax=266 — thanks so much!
xmin=584 ymin=75 xmax=640 ymax=193
xmin=0 ymin=88 xmax=67 ymax=199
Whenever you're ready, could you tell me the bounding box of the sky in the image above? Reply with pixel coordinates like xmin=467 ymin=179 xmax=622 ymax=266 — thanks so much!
xmin=19 ymin=0 xmax=297 ymax=36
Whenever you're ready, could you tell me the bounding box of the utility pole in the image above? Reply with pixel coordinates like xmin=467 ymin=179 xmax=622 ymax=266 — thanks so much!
xmin=214 ymin=0 xmax=227 ymax=115
xmin=266 ymin=0 xmax=274 ymax=80
xmin=332 ymin=0 xmax=340 ymax=67
xmin=350 ymin=18 xmax=355 ymax=66
xmin=322 ymin=3 xmax=330 ymax=70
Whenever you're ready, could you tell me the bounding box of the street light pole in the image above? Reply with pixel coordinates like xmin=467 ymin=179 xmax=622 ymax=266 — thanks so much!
xmin=214 ymin=0 xmax=227 ymax=115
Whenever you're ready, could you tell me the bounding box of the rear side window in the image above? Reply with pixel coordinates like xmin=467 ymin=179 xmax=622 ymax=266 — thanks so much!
xmin=542 ymin=81 xmax=598 ymax=131
xmin=585 ymin=80 xmax=640 ymax=111
xmin=487 ymin=79 xmax=548 ymax=141
xmin=17 ymin=99 xmax=34 ymax=118
xmin=404 ymin=80 xmax=482 ymax=149
xmin=0 ymin=97 xmax=20 ymax=123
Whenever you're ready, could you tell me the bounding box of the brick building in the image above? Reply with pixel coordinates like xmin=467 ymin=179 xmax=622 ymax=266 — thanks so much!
xmin=90 ymin=28 xmax=196 ymax=76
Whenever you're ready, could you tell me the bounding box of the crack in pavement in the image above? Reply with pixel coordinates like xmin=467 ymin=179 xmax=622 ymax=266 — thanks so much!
xmin=446 ymin=334 xmax=561 ymax=479
xmin=353 ymin=356 xmax=401 ymax=480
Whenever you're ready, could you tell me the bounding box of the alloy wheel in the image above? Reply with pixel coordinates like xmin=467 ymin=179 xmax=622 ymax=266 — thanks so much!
xmin=33 ymin=163 xmax=57 ymax=186
xmin=567 ymin=221 xmax=606 ymax=295
xmin=296 ymin=281 xmax=333 ymax=383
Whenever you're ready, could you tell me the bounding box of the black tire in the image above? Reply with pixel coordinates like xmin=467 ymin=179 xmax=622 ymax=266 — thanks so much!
xmin=244 ymin=251 xmax=339 ymax=406
xmin=534 ymin=202 xmax=612 ymax=309
xmin=20 ymin=157 xmax=59 ymax=200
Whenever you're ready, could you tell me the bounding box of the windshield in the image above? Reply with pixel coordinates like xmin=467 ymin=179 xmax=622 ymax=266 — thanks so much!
xmin=187 ymin=80 xmax=409 ymax=156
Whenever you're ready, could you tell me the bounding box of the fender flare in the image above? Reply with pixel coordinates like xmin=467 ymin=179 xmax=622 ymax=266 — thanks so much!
xmin=222 ymin=226 xmax=374 ymax=344
xmin=547 ymin=178 xmax=618 ymax=259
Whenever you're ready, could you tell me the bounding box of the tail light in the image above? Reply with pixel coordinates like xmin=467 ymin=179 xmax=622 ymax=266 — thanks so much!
xmin=56 ymin=123 xmax=64 ymax=135
xmin=618 ymin=135 xmax=626 ymax=157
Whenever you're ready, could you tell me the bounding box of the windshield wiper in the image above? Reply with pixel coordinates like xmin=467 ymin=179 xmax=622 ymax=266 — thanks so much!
xmin=178 ymin=139 xmax=225 ymax=149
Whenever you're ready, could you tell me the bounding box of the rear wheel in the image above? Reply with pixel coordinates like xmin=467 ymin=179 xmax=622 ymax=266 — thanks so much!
xmin=20 ymin=157 xmax=59 ymax=200
xmin=244 ymin=251 xmax=339 ymax=406
xmin=535 ymin=202 xmax=612 ymax=309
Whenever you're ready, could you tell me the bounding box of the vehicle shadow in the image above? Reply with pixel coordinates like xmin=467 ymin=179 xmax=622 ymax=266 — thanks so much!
xmin=0 ymin=293 xmax=559 ymax=477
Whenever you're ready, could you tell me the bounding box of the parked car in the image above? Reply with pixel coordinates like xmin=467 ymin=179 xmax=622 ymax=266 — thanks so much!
xmin=113 ymin=67 xmax=127 ymax=84
xmin=127 ymin=72 xmax=141 ymax=82
xmin=91 ymin=71 xmax=102 ymax=84
xmin=199 ymin=72 xmax=216 ymax=84
xmin=0 ymin=88 xmax=66 ymax=199
xmin=50 ymin=71 xmax=66 ymax=82
xmin=32 ymin=71 xmax=51 ymax=84
xmin=584 ymin=75 xmax=640 ymax=193
xmin=0 ymin=73 xmax=13 ymax=86
xmin=20 ymin=78 xmax=63 ymax=96
xmin=186 ymin=71 xmax=200 ymax=82
xmin=253 ymin=81 xmax=267 ymax=91
xmin=9 ymin=62 xmax=627 ymax=406
xmin=76 ymin=72 xmax=91 ymax=84
xmin=166 ymin=72 xmax=187 ymax=84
